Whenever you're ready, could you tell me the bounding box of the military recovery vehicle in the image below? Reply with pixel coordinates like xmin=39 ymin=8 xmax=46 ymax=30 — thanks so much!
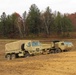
xmin=42 ymin=40 xmax=73 ymax=53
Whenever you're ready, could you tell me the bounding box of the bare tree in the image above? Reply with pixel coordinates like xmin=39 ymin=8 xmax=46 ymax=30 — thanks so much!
xmin=23 ymin=11 xmax=26 ymax=37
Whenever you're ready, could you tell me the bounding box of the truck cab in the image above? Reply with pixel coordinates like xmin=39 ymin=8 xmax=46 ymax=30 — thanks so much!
xmin=24 ymin=41 xmax=42 ymax=55
xmin=53 ymin=41 xmax=73 ymax=52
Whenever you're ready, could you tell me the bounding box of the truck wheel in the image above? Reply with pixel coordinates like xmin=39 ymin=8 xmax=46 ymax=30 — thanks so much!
xmin=11 ymin=54 xmax=16 ymax=60
xmin=55 ymin=48 xmax=62 ymax=53
xmin=50 ymin=50 xmax=55 ymax=54
xmin=63 ymin=50 xmax=68 ymax=52
xmin=6 ymin=54 xmax=11 ymax=60
xmin=25 ymin=52 xmax=30 ymax=58
xmin=54 ymin=49 xmax=58 ymax=53
xmin=58 ymin=48 xmax=62 ymax=53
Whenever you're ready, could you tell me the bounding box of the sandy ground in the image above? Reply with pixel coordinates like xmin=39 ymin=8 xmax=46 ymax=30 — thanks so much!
xmin=0 ymin=39 xmax=76 ymax=75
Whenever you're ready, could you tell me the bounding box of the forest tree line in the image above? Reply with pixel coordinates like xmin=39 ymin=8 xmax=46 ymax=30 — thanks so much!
xmin=0 ymin=4 xmax=73 ymax=38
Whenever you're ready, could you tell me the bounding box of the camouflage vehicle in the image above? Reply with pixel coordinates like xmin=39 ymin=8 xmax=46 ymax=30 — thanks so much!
xmin=5 ymin=40 xmax=43 ymax=60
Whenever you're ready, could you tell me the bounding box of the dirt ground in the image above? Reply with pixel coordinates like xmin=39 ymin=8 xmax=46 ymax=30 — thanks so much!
xmin=0 ymin=39 xmax=76 ymax=75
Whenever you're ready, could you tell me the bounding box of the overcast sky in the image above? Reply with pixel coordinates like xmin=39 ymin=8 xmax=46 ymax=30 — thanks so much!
xmin=0 ymin=0 xmax=76 ymax=16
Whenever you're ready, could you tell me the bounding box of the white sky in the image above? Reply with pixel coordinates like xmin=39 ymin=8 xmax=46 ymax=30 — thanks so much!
xmin=0 ymin=0 xmax=76 ymax=16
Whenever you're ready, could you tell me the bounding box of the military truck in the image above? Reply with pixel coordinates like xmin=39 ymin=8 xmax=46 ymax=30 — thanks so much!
xmin=5 ymin=40 xmax=43 ymax=60
xmin=43 ymin=40 xmax=73 ymax=53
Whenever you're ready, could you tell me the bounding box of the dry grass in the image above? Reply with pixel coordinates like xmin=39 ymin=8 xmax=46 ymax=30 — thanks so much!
xmin=0 ymin=39 xmax=76 ymax=75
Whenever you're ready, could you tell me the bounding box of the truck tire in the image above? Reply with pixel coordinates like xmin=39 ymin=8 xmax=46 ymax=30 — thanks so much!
xmin=6 ymin=54 xmax=11 ymax=60
xmin=54 ymin=49 xmax=58 ymax=53
xmin=24 ymin=52 xmax=30 ymax=58
xmin=55 ymin=48 xmax=62 ymax=53
xmin=50 ymin=50 xmax=55 ymax=54
xmin=63 ymin=50 xmax=68 ymax=52
xmin=11 ymin=54 xmax=16 ymax=60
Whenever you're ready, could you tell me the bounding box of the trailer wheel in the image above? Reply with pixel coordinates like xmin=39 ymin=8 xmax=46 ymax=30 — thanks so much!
xmin=6 ymin=54 xmax=11 ymax=60
xmin=11 ymin=54 xmax=16 ymax=60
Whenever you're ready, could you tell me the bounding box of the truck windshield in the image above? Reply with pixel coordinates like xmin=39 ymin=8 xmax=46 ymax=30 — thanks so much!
xmin=64 ymin=42 xmax=73 ymax=46
xmin=32 ymin=41 xmax=41 ymax=46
